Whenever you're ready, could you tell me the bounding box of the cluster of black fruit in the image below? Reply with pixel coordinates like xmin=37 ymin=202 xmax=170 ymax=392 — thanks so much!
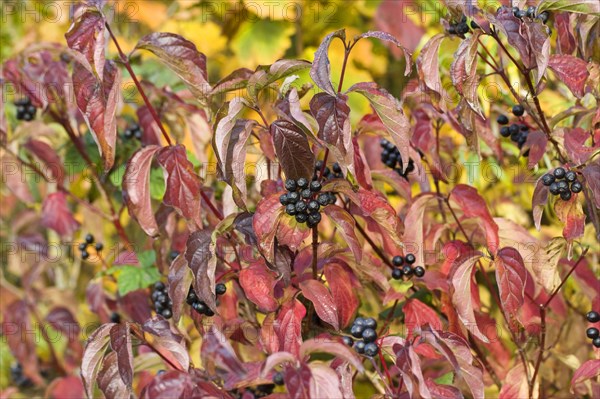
xmin=151 ymin=282 xmax=173 ymax=319
xmin=78 ymin=233 xmax=103 ymax=260
xmin=14 ymin=97 xmax=36 ymax=121
xmin=498 ymin=105 xmax=531 ymax=155
xmin=280 ymin=178 xmax=335 ymax=228
xmin=510 ymin=6 xmax=549 ymax=23
xmin=10 ymin=363 xmax=32 ymax=388
xmin=314 ymin=160 xmax=343 ymax=181
xmin=446 ymin=15 xmax=478 ymax=36
xmin=380 ymin=139 xmax=415 ymax=180
xmin=541 ymin=167 xmax=582 ymax=201
xmin=343 ymin=317 xmax=379 ymax=357
xmin=186 ymin=283 xmax=226 ymax=317
xmin=586 ymin=311 xmax=600 ymax=348
xmin=390 ymin=253 xmax=425 ymax=280
xmin=123 ymin=123 xmax=143 ymax=141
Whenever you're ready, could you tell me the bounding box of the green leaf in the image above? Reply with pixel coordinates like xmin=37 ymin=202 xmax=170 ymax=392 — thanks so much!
xmin=137 ymin=251 xmax=156 ymax=268
xmin=435 ymin=372 xmax=455 ymax=385
xmin=537 ymin=0 xmax=600 ymax=15
xmin=109 ymin=164 xmax=125 ymax=187
xmin=149 ymin=168 xmax=166 ymax=200
xmin=231 ymin=20 xmax=295 ymax=66
xmin=113 ymin=265 xmax=160 ymax=296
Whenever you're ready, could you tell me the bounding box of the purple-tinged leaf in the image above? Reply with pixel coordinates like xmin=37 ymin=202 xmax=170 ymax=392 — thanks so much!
xmin=82 ymin=323 xmax=114 ymax=398
xmin=354 ymin=30 xmax=412 ymax=75
xmin=571 ymin=359 xmax=600 ymax=393
xmin=524 ymin=21 xmax=551 ymax=85
xmin=495 ymin=247 xmax=527 ymax=321
xmin=97 ymin=352 xmax=129 ymax=399
xmin=450 ymin=31 xmax=483 ymax=116
xmin=136 ymin=106 xmax=162 ymax=146
xmin=156 ymin=145 xmax=203 ymax=227
xmin=555 ymin=13 xmax=576 ymax=54
xmin=323 ymin=205 xmax=362 ymax=262
xmin=239 ymin=260 xmax=279 ymax=312
xmin=416 ymin=34 xmax=447 ymax=105
xmin=582 ymin=161 xmax=600 ymax=208
xmin=248 ymin=59 xmax=311 ymax=102
xmin=109 ymin=323 xmax=133 ymax=388
xmin=402 ymin=194 xmax=436 ymax=266
xmin=140 ymin=371 xmax=196 ymax=398
xmin=310 ymin=29 xmax=346 ymax=95
xmin=301 ymin=339 xmax=363 ymax=371
xmin=201 ymin=325 xmax=247 ymax=388
xmin=404 ymin=298 xmax=443 ymax=337
xmin=525 ymin=130 xmax=548 ymax=167
xmin=253 ymin=193 xmax=284 ymax=262
xmin=135 ymin=32 xmax=211 ymax=100
xmin=276 ymin=299 xmax=306 ymax=357
xmin=65 ymin=8 xmax=106 ymax=76
xmin=309 ymin=363 xmax=343 ymax=398
xmin=168 ymin=254 xmax=193 ymax=322
xmin=211 ymin=67 xmax=253 ymax=96
xmin=395 ymin=345 xmax=431 ymax=398
xmin=299 ymin=280 xmax=339 ymax=330
xmin=347 ymin=82 xmax=412 ymax=172
xmin=493 ymin=8 xmax=535 ymax=69
xmin=532 ymin=176 xmax=549 ymax=230
xmin=23 ymin=139 xmax=65 ymax=184
xmin=45 ymin=307 xmax=80 ymax=349
xmin=262 ymin=351 xmax=297 ymax=376
xmin=309 ymin=93 xmax=353 ymax=168
xmin=499 ymin=363 xmax=531 ymax=399
xmin=554 ymin=195 xmax=586 ymax=241
xmin=41 ymin=192 xmax=80 ymax=238
xmin=285 ymin=363 xmax=313 ymax=399
xmin=324 ymin=263 xmax=359 ymax=329
xmin=123 ymin=145 xmax=161 ymax=237
xmin=185 ymin=229 xmax=217 ymax=312
xmin=271 ymin=119 xmax=315 ymax=181
xmin=1 ymin=155 xmax=33 ymax=203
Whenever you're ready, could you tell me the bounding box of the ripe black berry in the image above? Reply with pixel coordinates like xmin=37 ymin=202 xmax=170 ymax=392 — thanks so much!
xmin=192 ymin=301 xmax=207 ymax=313
xmin=351 ymin=324 xmax=364 ymax=338
xmin=587 ymin=327 xmax=599 ymax=339
xmin=151 ymin=282 xmax=172 ymax=319
xmin=288 ymin=192 xmax=300 ymax=203
xmin=587 ymin=311 xmax=600 ymax=323
xmin=297 ymin=178 xmax=308 ymax=189
xmin=95 ymin=242 xmax=103 ymax=251
xmin=285 ymin=204 xmax=297 ymax=216
xmin=512 ymin=105 xmax=525 ymax=117
xmin=392 ymin=268 xmax=403 ymax=280
xmin=307 ymin=212 xmax=321 ymax=227
xmin=571 ymin=181 xmax=583 ymax=193
xmin=500 ymin=127 xmax=510 ymax=137
xmin=362 ymin=328 xmax=377 ymax=343
xmin=470 ymin=20 xmax=479 ymax=30
xmin=553 ymin=167 xmax=566 ymax=179
xmin=110 ymin=312 xmax=121 ymax=323
xmin=342 ymin=336 xmax=354 ymax=346
xmin=354 ymin=317 xmax=366 ymax=326
xmin=309 ymin=180 xmax=322 ymax=192
xmin=541 ymin=174 xmax=555 ymax=186
xmin=216 ymin=283 xmax=227 ymax=296
xmin=549 ymin=182 xmax=560 ymax=195
xmin=285 ymin=179 xmax=297 ymax=192
xmin=364 ymin=342 xmax=379 ymax=357
xmin=537 ymin=11 xmax=549 ymax=23
xmin=85 ymin=233 xmax=94 ymax=243
xmin=307 ymin=200 xmax=320 ymax=212
xmin=273 ymin=372 xmax=284 ymax=386
xmin=295 ymin=201 xmax=308 ymax=213
xmin=317 ymin=193 xmax=330 ymax=206
xmin=280 ymin=194 xmax=289 ymax=205
xmin=154 ymin=281 xmax=165 ymax=290
xmin=565 ymin=171 xmax=577 ymax=182
xmin=161 ymin=309 xmax=172 ymax=318
xmin=560 ymin=191 xmax=572 ymax=201
xmin=509 ymin=124 xmax=520 ymax=136
xmin=401 ymin=265 xmax=413 ymax=277
xmin=354 ymin=341 xmax=365 ymax=354
xmin=299 ymin=188 xmax=311 ymax=199
xmin=405 ymin=254 xmax=416 ymax=264
xmin=557 ymin=180 xmax=569 ymax=193
xmin=448 ymin=25 xmax=456 ymax=35
xmin=295 ymin=213 xmax=308 ymax=223
xmin=497 ymin=115 xmax=509 ymax=125
xmin=456 ymin=23 xmax=469 ymax=34
xmin=78 ymin=243 xmax=88 ymax=251
xmin=81 ymin=250 xmax=89 ymax=259
xmin=414 ymin=266 xmax=425 ymax=277
xmin=124 ymin=129 xmax=134 ymax=139
xmin=392 ymin=255 xmax=404 ymax=266
xmin=332 ymin=163 xmax=342 ymax=174
xmin=526 ymin=6 xmax=535 ymax=18
xmin=364 ymin=317 xmax=377 ymax=329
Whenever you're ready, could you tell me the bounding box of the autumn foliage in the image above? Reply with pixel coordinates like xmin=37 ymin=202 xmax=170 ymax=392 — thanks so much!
xmin=1 ymin=0 xmax=599 ymax=398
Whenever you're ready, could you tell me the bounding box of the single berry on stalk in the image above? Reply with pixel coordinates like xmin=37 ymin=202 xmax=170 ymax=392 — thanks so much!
xmin=497 ymin=114 xmax=509 ymax=125
xmin=586 ymin=327 xmax=599 ymax=339
xmin=85 ymin=233 xmax=95 ymax=243
xmin=110 ymin=312 xmax=121 ymax=323
xmin=587 ymin=311 xmax=600 ymax=323
xmin=392 ymin=255 xmax=404 ymax=266
xmin=216 ymin=283 xmax=227 ymax=296
xmin=364 ymin=342 xmax=379 ymax=357
xmin=405 ymin=253 xmax=416 ymax=264
xmin=512 ymin=105 xmax=525 ymax=116
xmin=414 ymin=266 xmax=426 ymax=277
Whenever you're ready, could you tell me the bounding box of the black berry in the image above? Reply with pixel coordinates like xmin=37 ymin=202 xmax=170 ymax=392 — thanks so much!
xmin=560 ymin=191 xmax=572 ymax=201
xmin=110 ymin=312 xmax=121 ymax=323
xmin=512 ymin=105 xmax=525 ymax=117
xmin=273 ymin=372 xmax=284 ymax=386
xmin=362 ymin=328 xmax=377 ymax=343
xmin=497 ymin=115 xmax=509 ymax=125
xmin=332 ymin=163 xmax=342 ymax=174
xmin=216 ymin=283 xmax=227 ymax=296
xmin=470 ymin=20 xmax=479 ymax=30
xmin=364 ymin=318 xmax=377 ymax=329
xmin=549 ymin=182 xmax=560 ymax=195
xmin=405 ymin=254 xmax=416 ymax=264
xmin=354 ymin=341 xmax=365 ymax=354
xmin=307 ymin=212 xmax=321 ymax=227
xmin=509 ymin=124 xmax=520 ymax=136
xmin=557 ymin=180 xmax=569 ymax=193
xmin=285 ymin=204 xmax=297 ymax=216
xmin=85 ymin=233 xmax=94 ymax=243
xmin=364 ymin=342 xmax=379 ymax=357
xmin=456 ymin=23 xmax=469 ymax=35
xmin=571 ymin=181 xmax=583 ymax=193
xmin=95 ymin=242 xmax=103 ymax=251
xmin=307 ymin=200 xmax=320 ymax=212
xmin=309 ymin=180 xmax=322 ymax=192
xmin=317 ymin=193 xmax=330 ymax=206
xmin=288 ymin=192 xmax=300 ymax=203
xmin=402 ymin=265 xmax=413 ymax=276
xmin=541 ymin=174 xmax=555 ymax=186
xmin=280 ymin=194 xmax=289 ymax=205
xmin=553 ymin=167 xmax=566 ymax=179
xmin=300 ymin=188 xmax=312 ymax=199
xmin=295 ymin=213 xmax=308 ymax=223
xmin=78 ymin=243 xmax=88 ymax=251
xmin=500 ymin=127 xmax=510 ymax=137
xmin=351 ymin=324 xmax=364 ymax=338
xmin=392 ymin=255 xmax=404 ymax=266
xmin=565 ymin=171 xmax=577 ymax=182
xmin=587 ymin=327 xmax=599 ymax=339
xmin=526 ymin=6 xmax=535 ymax=18
xmin=342 ymin=336 xmax=354 ymax=346
xmin=161 ymin=309 xmax=172 ymax=318
xmin=154 ymin=281 xmax=165 ymax=290
xmin=285 ymin=179 xmax=297 ymax=192
xmin=297 ymin=178 xmax=308 ymax=189
xmin=354 ymin=317 xmax=366 ymax=326
xmin=537 ymin=11 xmax=549 ymax=23
xmin=594 ymin=337 xmax=600 ymax=348
xmin=81 ymin=250 xmax=89 ymax=259
xmin=414 ymin=266 xmax=425 ymax=278
xmin=295 ymin=201 xmax=308 ymax=213
xmin=392 ymin=268 xmax=403 ymax=280
xmin=587 ymin=311 xmax=600 ymax=323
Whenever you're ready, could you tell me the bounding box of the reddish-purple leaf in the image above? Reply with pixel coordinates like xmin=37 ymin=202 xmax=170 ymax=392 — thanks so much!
xmin=450 ymin=31 xmax=482 ymax=116
xmin=271 ymin=119 xmax=315 ymax=181
xmin=45 ymin=307 xmax=80 ymax=349
xmin=310 ymin=29 xmax=346 ymax=95
xmin=120 ymin=289 xmax=153 ymax=323
xmin=253 ymin=193 xmax=284 ymax=262
xmin=211 ymin=67 xmax=253 ymax=96
xmin=136 ymin=106 xmax=162 ymax=145
xmin=301 ymin=339 xmax=363 ymax=371
xmin=554 ymin=195 xmax=586 ymax=241
xmin=1 ymin=155 xmax=33 ymax=203
xmin=248 ymin=60 xmax=311 ymax=102
xmin=375 ymin=0 xmax=424 ymax=54
xmin=354 ymin=187 xmax=402 ymax=248
xmin=41 ymin=192 xmax=80 ymax=237
xmin=239 ymin=260 xmax=279 ymax=312
xmin=402 ymin=194 xmax=436 ymax=266
xmin=524 ymin=21 xmax=551 ymax=85
xmin=285 ymin=363 xmax=313 ymax=399
xmin=140 ymin=371 xmax=196 ymax=398
xmin=450 ymin=184 xmax=499 ymax=254
xmin=582 ymin=161 xmax=600 ymax=208
xmin=145 ymin=323 xmax=190 ymax=372
xmin=167 ymin=253 xmax=193 ymax=322
xmin=123 ymin=145 xmax=161 ymax=237
xmin=425 ymin=378 xmax=462 ymax=399
xmin=449 ymin=252 xmax=489 ymax=342
xmin=495 ymin=247 xmax=527 ymax=320
xmin=354 ymin=30 xmax=412 ymax=75
xmin=300 ymin=280 xmax=339 ymax=330
xmin=499 ymin=363 xmax=530 ymax=399
xmin=347 ymin=82 xmax=412 ymax=172
xmin=309 ymin=93 xmax=353 ymax=166
xmin=416 ymin=34 xmax=446 ymax=103
xmin=23 ymin=139 xmax=65 ymax=183
xmin=97 ymin=352 xmax=129 ymax=399
xmin=109 ymin=323 xmax=134 ymax=388
xmin=276 ymin=299 xmax=306 ymax=357
xmin=525 ymin=130 xmax=548 ymax=167
xmin=156 ymin=145 xmax=202 ymax=227
xmin=395 ymin=345 xmax=431 ymax=398
xmin=135 ymin=32 xmax=211 ymax=100
xmin=494 ymin=8 xmax=534 ymax=69
xmin=201 ymin=325 xmax=246 ymax=388
xmin=532 ymin=176 xmax=550 ymax=230
xmin=185 ymin=229 xmax=217 ymax=312
xmin=72 ymin=60 xmax=120 ymax=171
xmin=81 ymin=323 xmax=114 ymax=398
xmin=404 ymin=298 xmax=443 ymax=337
xmin=555 ymin=13 xmax=576 ymax=54
xmin=548 ymin=55 xmax=590 ymax=98
xmin=48 ymin=376 xmax=85 ymax=399
xmin=323 ymin=205 xmax=362 ymax=262
xmin=571 ymin=359 xmax=600 ymax=391
xmin=324 ymin=263 xmax=359 ymax=329
xmin=65 ymin=8 xmax=106 ymax=76
xmin=564 ymin=127 xmax=599 ymax=164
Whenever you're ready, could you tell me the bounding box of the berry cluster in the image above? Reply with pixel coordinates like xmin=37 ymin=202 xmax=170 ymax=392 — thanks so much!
xmin=541 ymin=167 xmax=582 ymax=201
xmin=510 ymin=6 xmax=549 ymax=23
xmin=186 ymin=283 xmax=227 ymax=317
xmin=78 ymin=233 xmax=103 ymax=260
xmin=379 ymin=139 xmax=415 ymax=180
xmin=344 ymin=317 xmax=379 ymax=357
xmin=390 ymin=253 xmax=425 ymax=280
xmin=14 ymin=97 xmax=36 ymax=121
xmin=151 ymin=282 xmax=173 ymax=319
xmin=10 ymin=363 xmax=32 ymax=388
xmin=498 ymin=105 xmax=531 ymax=155
xmin=123 ymin=123 xmax=143 ymax=141
xmin=446 ymin=15 xmax=475 ymax=36
xmin=280 ymin=178 xmax=335 ymax=228
xmin=313 ymin=160 xmax=343 ymax=181
xmin=586 ymin=311 xmax=600 ymax=348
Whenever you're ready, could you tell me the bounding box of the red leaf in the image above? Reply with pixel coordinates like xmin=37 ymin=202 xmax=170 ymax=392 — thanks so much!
xmin=253 ymin=192 xmax=284 ymax=262
xmin=23 ymin=139 xmax=65 ymax=183
xmin=308 ymin=363 xmax=343 ymax=398
xmin=271 ymin=119 xmax=315 ymax=181
xmin=324 ymin=263 xmax=359 ymax=329
xmin=525 ymin=130 xmax=548 ymax=167
xmin=403 ymin=298 xmax=443 ymax=337
xmin=301 ymin=339 xmax=363 ymax=371
xmin=524 ymin=20 xmax=551 ymax=85
xmin=284 ymin=363 xmax=313 ymax=399
xmin=1 ymin=155 xmax=33 ymax=203
xmin=450 ymin=31 xmax=483 ymax=115
xmin=136 ymin=106 xmax=162 ymax=146
xmin=41 ymin=192 xmax=80 ymax=237
xmin=81 ymin=323 xmax=113 ymax=398
xmin=97 ymin=352 xmax=129 ymax=398
xmin=310 ymin=29 xmax=346 ymax=96
xmin=499 ymin=363 xmax=530 ymax=399
xmin=65 ymin=8 xmax=106 ymax=76
xmin=555 ymin=13 xmax=576 ymax=55
xmin=167 ymin=254 xmax=193 ymax=322
xmin=309 ymin=93 xmax=352 ymax=160
xmin=495 ymin=247 xmax=527 ymax=320
xmin=239 ymin=260 xmax=279 ymax=312
xmin=402 ymin=194 xmax=436 ymax=266
xmin=493 ymin=8 xmax=534 ymax=69
xmin=211 ymin=67 xmax=254 ymax=96
xmin=135 ymin=32 xmax=210 ymax=100
xmin=354 ymin=187 xmax=403 ymax=248
xmin=109 ymin=323 xmax=134 ymax=388
xmin=571 ymin=359 xmax=600 ymax=390
xmin=582 ymin=161 xmax=600 ymax=208
xmin=48 ymin=376 xmax=85 ymax=399
xmin=532 ymin=176 xmax=550 ymax=230
xmin=276 ymin=299 xmax=306 ymax=357
xmin=564 ymin=127 xmax=600 ymax=164
xmin=156 ymin=145 xmax=202 ymax=227
xmin=201 ymin=325 xmax=246 ymax=388
xmin=323 ymin=205 xmax=362 ymax=262
xmin=450 ymin=184 xmax=499 ymax=253
xmin=416 ymin=34 xmax=447 ymax=104
xmin=143 ymin=318 xmax=189 ymax=372
xmin=123 ymin=145 xmax=161 ymax=237
xmin=300 ymin=280 xmax=339 ymax=330
xmin=554 ymin=195 xmax=586 ymax=241
xmin=425 ymin=378 xmax=463 ymax=399
xmin=185 ymin=229 xmax=217 ymax=312
xmin=548 ymin=55 xmax=590 ymax=98
xmin=449 ymin=252 xmax=489 ymax=342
